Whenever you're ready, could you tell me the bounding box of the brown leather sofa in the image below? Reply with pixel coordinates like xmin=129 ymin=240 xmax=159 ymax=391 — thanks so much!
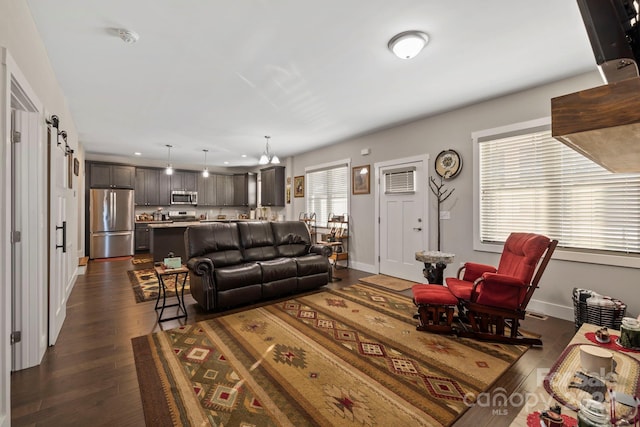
xmin=184 ymin=221 xmax=332 ymax=311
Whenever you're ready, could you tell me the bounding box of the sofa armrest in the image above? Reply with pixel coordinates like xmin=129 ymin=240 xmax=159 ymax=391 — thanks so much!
xmin=310 ymin=244 xmax=332 ymax=257
xmin=187 ymin=256 xmax=214 ymax=276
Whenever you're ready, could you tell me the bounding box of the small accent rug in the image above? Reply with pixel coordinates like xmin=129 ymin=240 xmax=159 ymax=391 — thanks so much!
xmin=358 ymin=274 xmax=418 ymax=291
xmin=132 ymin=284 xmax=527 ymax=426
xmin=127 ymin=268 xmax=190 ymax=304
xmin=132 ymin=254 xmax=154 ymax=265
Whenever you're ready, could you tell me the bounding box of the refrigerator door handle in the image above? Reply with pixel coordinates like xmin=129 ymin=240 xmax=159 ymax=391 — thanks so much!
xmin=92 ymin=231 xmax=133 ymax=237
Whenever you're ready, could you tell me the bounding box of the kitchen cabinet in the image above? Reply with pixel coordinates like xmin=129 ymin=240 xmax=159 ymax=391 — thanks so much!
xmin=89 ymin=163 xmax=135 ymax=189
xmin=135 ymin=167 xmax=171 ymax=206
xmin=197 ymin=174 xmax=218 ymax=206
xmin=260 ymin=166 xmax=285 ymax=206
xmin=215 ymin=174 xmax=234 ymax=206
xmin=135 ymin=223 xmax=150 ymax=251
xmin=170 ymin=171 xmax=198 ymax=192
xmin=233 ymin=173 xmax=257 ymax=207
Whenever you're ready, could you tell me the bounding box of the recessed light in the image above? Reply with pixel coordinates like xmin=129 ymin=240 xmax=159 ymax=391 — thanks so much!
xmin=134 ymin=152 xmax=142 ymax=156
xmin=241 ymin=154 xmax=247 ymax=158
xmin=223 ymin=161 xmax=229 ymax=165
xmin=388 ymin=30 xmax=429 ymax=59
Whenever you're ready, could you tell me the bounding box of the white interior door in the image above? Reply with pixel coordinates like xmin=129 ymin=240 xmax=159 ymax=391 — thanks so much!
xmin=378 ymin=159 xmax=427 ymax=282
xmin=49 ymin=126 xmax=68 ymax=345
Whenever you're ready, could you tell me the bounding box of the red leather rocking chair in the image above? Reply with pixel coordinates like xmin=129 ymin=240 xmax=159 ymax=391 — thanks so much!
xmin=446 ymin=233 xmax=558 ymax=345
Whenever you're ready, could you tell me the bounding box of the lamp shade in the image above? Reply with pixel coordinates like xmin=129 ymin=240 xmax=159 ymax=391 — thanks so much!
xmin=388 ymin=31 xmax=429 ymax=59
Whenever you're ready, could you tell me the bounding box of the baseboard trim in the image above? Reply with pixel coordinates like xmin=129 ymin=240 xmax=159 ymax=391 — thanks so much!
xmin=348 ymin=261 xmax=376 ymax=274
xmin=527 ymin=299 xmax=573 ymax=322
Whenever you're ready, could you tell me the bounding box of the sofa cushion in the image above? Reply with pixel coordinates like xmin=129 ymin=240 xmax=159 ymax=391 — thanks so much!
xmin=271 ymin=221 xmax=311 ymax=257
xmin=214 ymin=263 xmax=263 ymax=292
xmin=185 ymin=223 xmax=243 ymax=267
xmin=295 ymin=253 xmax=329 ymax=276
xmin=238 ymin=221 xmax=278 ymax=261
xmin=258 ymin=257 xmax=297 ymax=282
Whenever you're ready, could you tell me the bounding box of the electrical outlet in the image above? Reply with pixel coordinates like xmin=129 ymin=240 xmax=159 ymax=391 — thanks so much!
xmin=439 ymin=210 xmax=451 ymax=220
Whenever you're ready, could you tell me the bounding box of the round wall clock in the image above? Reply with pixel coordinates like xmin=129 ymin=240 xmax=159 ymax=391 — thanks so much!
xmin=434 ymin=149 xmax=462 ymax=179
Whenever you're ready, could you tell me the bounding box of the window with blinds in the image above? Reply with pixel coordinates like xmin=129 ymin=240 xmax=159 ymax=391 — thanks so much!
xmin=305 ymin=164 xmax=348 ymax=227
xmin=479 ymin=127 xmax=640 ymax=254
xmin=384 ymin=168 xmax=416 ymax=194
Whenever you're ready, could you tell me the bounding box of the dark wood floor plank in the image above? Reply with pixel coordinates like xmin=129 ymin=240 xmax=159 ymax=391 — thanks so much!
xmin=11 ymin=257 xmax=575 ymax=426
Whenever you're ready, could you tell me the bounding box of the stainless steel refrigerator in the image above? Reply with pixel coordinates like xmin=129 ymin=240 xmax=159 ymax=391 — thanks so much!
xmin=89 ymin=188 xmax=135 ymax=259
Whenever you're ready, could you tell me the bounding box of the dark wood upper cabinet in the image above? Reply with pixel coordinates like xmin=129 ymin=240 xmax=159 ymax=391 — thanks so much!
xmin=170 ymin=171 xmax=198 ymax=192
xmin=89 ymin=163 xmax=135 ymax=189
xmin=197 ymin=173 xmax=217 ymax=206
xmin=215 ymin=174 xmax=234 ymax=206
xmin=260 ymin=166 xmax=285 ymax=206
xmin=233 ymin=173 xmax=257 ymax=207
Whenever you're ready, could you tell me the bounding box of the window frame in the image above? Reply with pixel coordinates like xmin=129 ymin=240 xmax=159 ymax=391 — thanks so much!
xmin=473 ymin=117 xmax=640 ymax=269
xmin=305 ymin=158 xmax=351 ymax=228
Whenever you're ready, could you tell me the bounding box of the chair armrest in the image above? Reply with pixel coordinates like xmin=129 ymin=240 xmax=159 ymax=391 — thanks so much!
xmin=310 ymin=244 xmax=332 ymax=257
xmin=186 ymin=256 xmax=214 ymax=276
xmin=459 ymin=262 xmax=497 ymax=282
xmin=471 ymin=273 xmax=527 ymax=309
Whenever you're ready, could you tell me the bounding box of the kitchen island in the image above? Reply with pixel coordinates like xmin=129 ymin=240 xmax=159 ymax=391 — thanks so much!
xmin=147 ymin=219 xmax=254 ymax=263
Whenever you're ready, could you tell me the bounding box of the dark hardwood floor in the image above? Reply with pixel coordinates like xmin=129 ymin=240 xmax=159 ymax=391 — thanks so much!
xmin=11 ymin=258 xmax=575 ymax=426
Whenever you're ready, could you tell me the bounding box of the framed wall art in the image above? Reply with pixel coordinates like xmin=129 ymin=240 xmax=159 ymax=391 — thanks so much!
xmin=294 ymin=175 xmax=304 ymax=197
xmin=352 ymin=165 xmax=370 ymax=195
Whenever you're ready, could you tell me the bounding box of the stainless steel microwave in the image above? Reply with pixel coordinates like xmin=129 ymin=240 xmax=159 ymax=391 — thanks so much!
xmin=171 ymin=190 xmax=198 ymax=205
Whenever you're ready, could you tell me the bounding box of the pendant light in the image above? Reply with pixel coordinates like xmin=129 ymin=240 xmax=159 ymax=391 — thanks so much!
xmin=165 ymin=144 xmax=173 ymax=175
xmin=259 ymin=135 xmax=280 ymax=165
xmin=202 ymin=149 xmax=209 ymax=178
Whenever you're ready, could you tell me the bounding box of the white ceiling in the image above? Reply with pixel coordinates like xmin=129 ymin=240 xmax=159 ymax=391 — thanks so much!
xmin=26 ymin=0 xmax=597 ymax=169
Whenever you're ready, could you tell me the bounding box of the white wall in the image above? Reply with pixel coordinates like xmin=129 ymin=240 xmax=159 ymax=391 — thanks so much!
xmin=289 ymin=71 xmax=640 ymax=320
xmin=0 ymin=2 xmax=84 ymax=425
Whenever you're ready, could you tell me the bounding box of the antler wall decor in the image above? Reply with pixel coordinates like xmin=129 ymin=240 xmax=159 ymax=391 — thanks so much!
xmin=429 ymin=175 xmax=454 ymax=251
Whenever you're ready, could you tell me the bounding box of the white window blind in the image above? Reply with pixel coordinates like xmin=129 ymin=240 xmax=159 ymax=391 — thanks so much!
xmin=384 ymin=168 xmax=416 ymax=194
xmin=306 ymin=164 xmax=348 ymax=227
xmin=479 ymin=128 xmax=640 ymax=254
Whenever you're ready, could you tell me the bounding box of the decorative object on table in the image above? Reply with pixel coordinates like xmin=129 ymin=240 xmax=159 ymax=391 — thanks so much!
xmin=414 ymin=250 xmax=455 ymax=285
xmin=163 ymin=255 xmax=182 ymax=269
xmin=132 ymin=284 xmax=527 ymax=427
xmin=584 ymin=331 xmax=640 ymax=354
xmin=578 ymin=345 xmax=615 ymax=377
xmin=539 ymin=404 xmax=565 ymax=427
xmin=352 ymin=164 xmax=370 ymax=194
xmin=572 ymin=288 xmax=627 ymax=331
xmin=434 ymin=149 xmax=462 ymax=179
xmin=294 ymin=175 xmax=304 ymax=197
xmin=577 ymin=398 xmax=613 ymax=427
xmin=526 ymin=411 xmax=577 ymax=427
xmin=620 ymin=317 xmax=640 ymax=349
xmin=429 ymin=175 xmax=454 ymax=251
xmin=595 ymin=327 xmax=610 ymax=343
xmin=544 ymin=343 xmax=640 ymax=414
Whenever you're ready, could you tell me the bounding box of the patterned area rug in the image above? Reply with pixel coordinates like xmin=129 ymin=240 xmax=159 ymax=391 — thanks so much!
xmin=358 ymin=274 xmax=418 ymax=291
xmin=132 ymin=284 xmax=527 ymax=426
xmin=127 ymin=268 xmax=190 ymax=303
xmin=132 ymin=254 xmax=153 ymax=265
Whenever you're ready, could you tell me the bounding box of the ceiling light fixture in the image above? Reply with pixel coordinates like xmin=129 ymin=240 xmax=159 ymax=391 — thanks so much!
xmin=165 ymin=144 xmax=173 ymax=175
xmin=202 ymin=149 xmax=209 ymax=178
xmin=258 ymin=135 xmax=280 ymax=165
xmin=388 ymin=30 xmax=429 ymax=59
xmin=118 ymin=29 xmax=140 ymax=44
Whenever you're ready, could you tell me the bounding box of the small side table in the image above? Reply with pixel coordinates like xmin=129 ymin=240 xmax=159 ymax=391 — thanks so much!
xmin=318 ymin=240 xmax=345 ymax=282
xmin=154 ymin=264 xmax=189 ymax=322
xmin=415 ymin=251 xmax=455 ymax=285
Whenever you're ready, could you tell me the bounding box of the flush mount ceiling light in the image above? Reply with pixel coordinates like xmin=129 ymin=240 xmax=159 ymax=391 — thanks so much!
xmin=118 ymin=29 xmax=139 ymax=44
xmin=258 ymin=135 xmax=280 ymax=165
xmin=388 ymin=30 xmax=429 ymax=59
xmin=165 ymin=144 xmax=173 ymax=175
xmin=202 ymin=149 xmax=209 ymax=178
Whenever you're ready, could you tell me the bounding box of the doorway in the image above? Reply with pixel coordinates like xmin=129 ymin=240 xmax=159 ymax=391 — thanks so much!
xmin=375 ymin=155 xmax=428 ymax=282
